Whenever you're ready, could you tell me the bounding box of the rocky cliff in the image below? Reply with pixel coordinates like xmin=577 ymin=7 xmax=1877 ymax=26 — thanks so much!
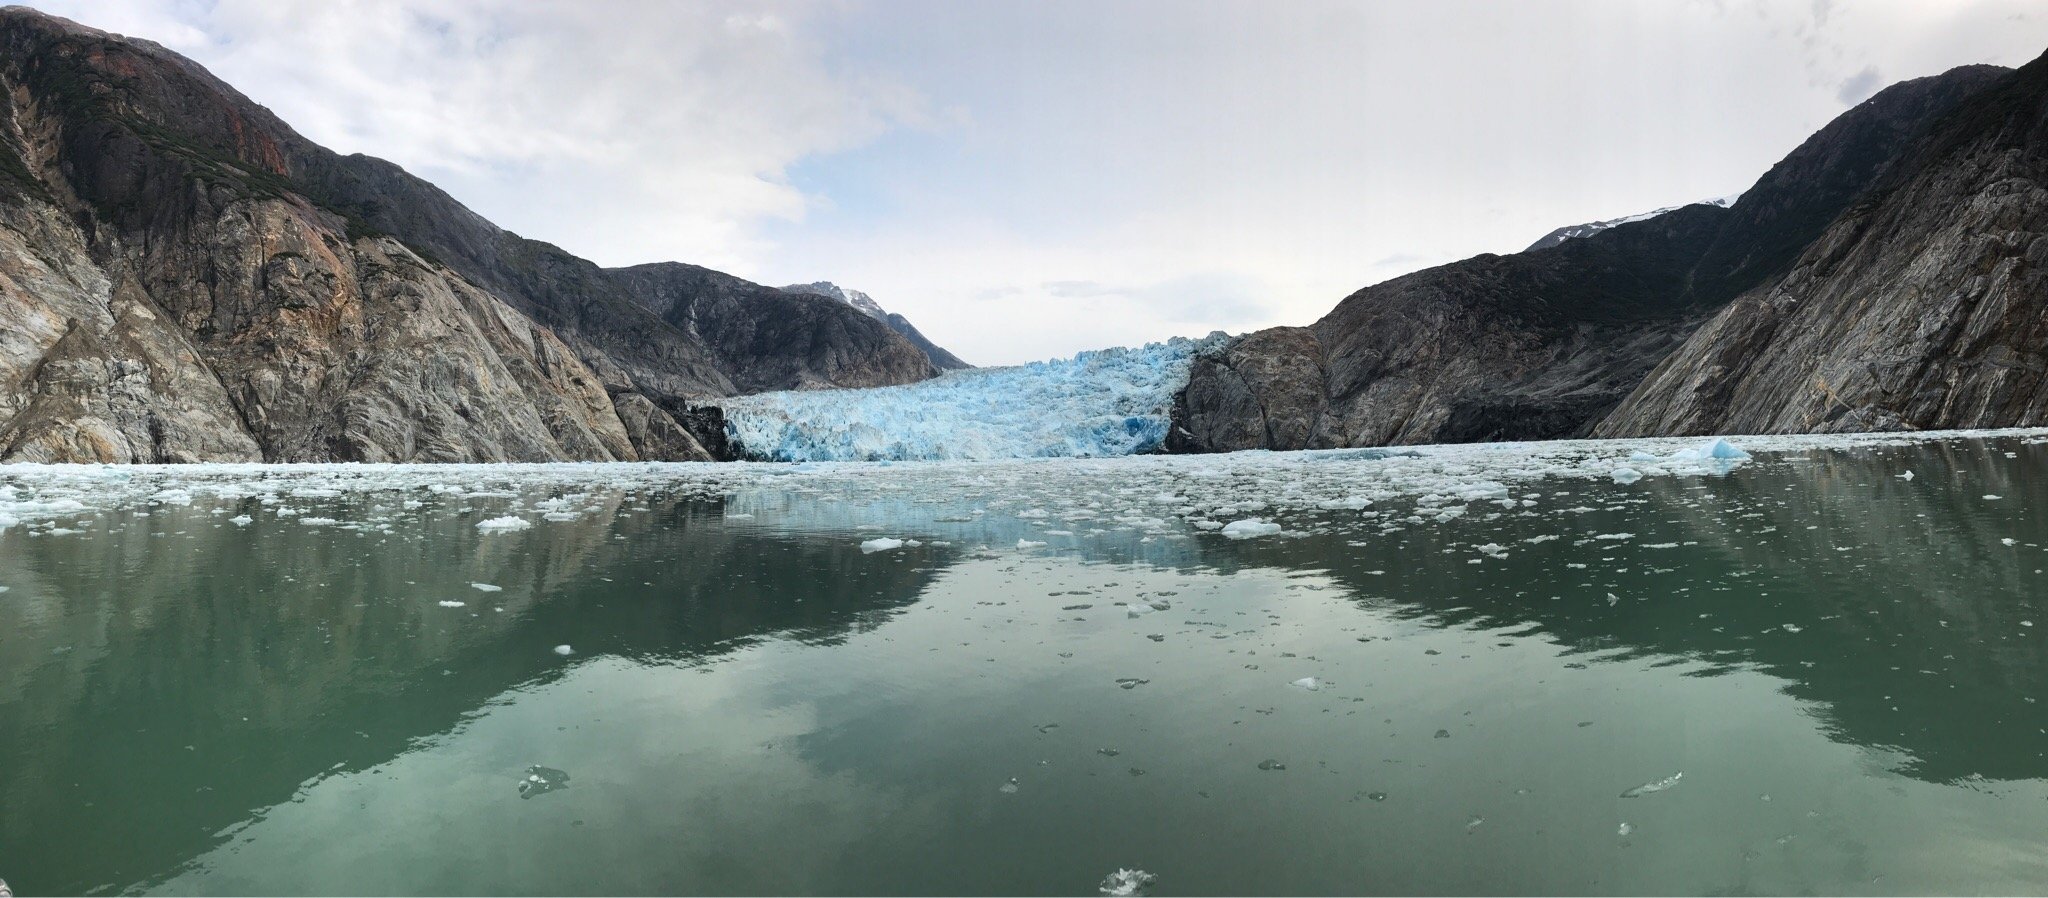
xmin=1170 ymin=62 xmax=2013 ymax=453
xmin=0 ymin=7 xmax=938 ymax=463
xmin=1595 ymin=51 xmax=2048 ymax=437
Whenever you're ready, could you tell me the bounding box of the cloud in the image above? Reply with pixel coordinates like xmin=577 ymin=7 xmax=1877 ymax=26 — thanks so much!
xmin=1834 ymin=65 xmax=1885 ymax=105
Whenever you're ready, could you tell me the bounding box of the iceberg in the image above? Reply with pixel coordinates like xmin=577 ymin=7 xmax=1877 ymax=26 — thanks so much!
xmin=858 ymin=537 xmax=905 ymax=553
xmin=722 ymin=334 xmax=1228 ymax=461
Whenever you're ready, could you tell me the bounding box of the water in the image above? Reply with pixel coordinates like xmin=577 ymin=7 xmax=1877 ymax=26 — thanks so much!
xmin=5 ymin=432 xmax=2048 ymax=894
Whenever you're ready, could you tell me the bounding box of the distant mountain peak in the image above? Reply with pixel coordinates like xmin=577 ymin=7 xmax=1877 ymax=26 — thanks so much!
xmin=782 ymin=281 xmax=888 ymax=320
xmin=780 ymin=282 xmax=972 ymax=370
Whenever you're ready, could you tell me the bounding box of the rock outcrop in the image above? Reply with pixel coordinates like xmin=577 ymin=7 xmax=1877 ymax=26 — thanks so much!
xmin=0 ymin=6 xmax=942 ymax=462
xmin=1171 ymin=62 xmax=2012 ymax=452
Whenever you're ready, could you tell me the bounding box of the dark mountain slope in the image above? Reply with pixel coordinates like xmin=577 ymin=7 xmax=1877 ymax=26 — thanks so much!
xmin=0 ymin=6 xmax=933 ymax=462
xmin=1170 ymin=63 xmax=2008 ymax=452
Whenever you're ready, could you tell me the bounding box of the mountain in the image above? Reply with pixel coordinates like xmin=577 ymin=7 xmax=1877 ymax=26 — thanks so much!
xmin=0 ymin=6 xmax=936 ymax=463
xmin=1523 ymin=195 xmax=1738 ymax=252
xmin=780 ymin=282 xmax=971 ymax=370
xmin=1596 ymin=49 xmax=2048 ymax=437
xmin=1169 ymin=61 xmax=2014 ymax=453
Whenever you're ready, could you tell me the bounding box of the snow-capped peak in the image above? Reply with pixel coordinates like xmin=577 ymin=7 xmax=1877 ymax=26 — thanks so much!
xmin=782 ymin=281 xmax=888 ymax=321
xmin=1524 ymin=194 xmax=1742 ymax=252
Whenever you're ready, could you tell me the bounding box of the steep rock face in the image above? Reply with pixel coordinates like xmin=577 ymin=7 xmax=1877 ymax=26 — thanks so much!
xmin=1171 ymin=63 xmax=2009 ymax=452
xmin=0 ymin=7 xmax=933 ymax=462
xmin=1597 ymin=54 xmax=2048 ymax=437
xmin=781 ymin=281 xmax=972 ymax=370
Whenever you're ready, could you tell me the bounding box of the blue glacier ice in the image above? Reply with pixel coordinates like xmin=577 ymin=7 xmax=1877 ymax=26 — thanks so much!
xmin=721 ymin=334 xmax=1229 ymax=461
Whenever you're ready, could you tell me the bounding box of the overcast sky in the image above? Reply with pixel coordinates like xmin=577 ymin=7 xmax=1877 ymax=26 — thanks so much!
xmin=33 ymin=0 xmax=2048 ymax=365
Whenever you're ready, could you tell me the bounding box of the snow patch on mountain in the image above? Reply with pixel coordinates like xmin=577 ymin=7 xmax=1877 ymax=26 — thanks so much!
xmin=1525 ymin=194 xmax=1742 ymax=252
xmin=721 ymin=334 xmax=1229 ymax=461
xmin=780 ymin=281 xmax=972 ymax=370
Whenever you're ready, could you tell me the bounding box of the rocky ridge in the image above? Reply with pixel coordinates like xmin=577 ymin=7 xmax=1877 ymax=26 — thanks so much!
xmin=0 ymin=6 xmax=939 ymax=463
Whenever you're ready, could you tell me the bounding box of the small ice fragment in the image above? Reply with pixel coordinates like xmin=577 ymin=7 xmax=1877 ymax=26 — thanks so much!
xmin=1620 ymin=771 xmax=1683 ymax=798
xmin=1898 ymin=470 xmax=1915 ymax=481
xmin=1611 ymin=467 xmax=1644 ymax=484
xmin=1466 ymin=815 xmax=1485 ymax=831
xmin=1257 ymin=759 xmax=1286 ymax=771
xmin=1017 ymin=539 xmax=1047 ymax=549
xmin=470 ymin=582 xmax=503 ymax=592
xmin=437 ymin=600 xmax=466 ymax=608
xmin=476 ymin=516 xmax=531 ymax=532
xmin=517 ymin=765 xmax=570 ymax=799
xmin=1220 ymin=518 xmax=1282 ymax=539
xmin=859 ymin=537 xmax=905 ymax=554
xmin=1782 ymin=623 xmax=1802 ymax=633
xmin=1985 ymin=495 xmax=2003 ymax=500
xmin=2022 ymin=620 xmax=2035 ymax=628
xmin=1628 ymin=451 xmax=1660 ymax=463
xmin=998 ymin=778 xmax=1020 ymax=794
xmin=1115 ymin=678 xmax=1150 ymax=690
xmin=1618 ymin=822 xmax=1635 ymax=836
xmin=1606 ymin=593 xmax=1620 ymax=606
xmin=2003 ymin=538 xmax=2018 ymax=547
xmin=230 ymin=515 xmax=253 ymax=526
xmin=1098 ymin=868 xmax=1156 ymax=897
xmin=1291 ymin=677 xmax=1320 ymax=691
xmin=552 ymin=644 xmax=573 ymax=656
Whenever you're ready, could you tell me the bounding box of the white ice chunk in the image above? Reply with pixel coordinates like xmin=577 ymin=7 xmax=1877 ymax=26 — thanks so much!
xmin=553 ymin=644 xmax=574 ymax=656
xmin=1291 ymin=677 xmax=1320 ymax=691
xmin=229 ymin=515 xmax=253 ymax=526
xmin=1016 ymin=538 xmax=1047 ymax=549
xmin=438 ymin=600 xmax=466 ymax=608
xmin=1099 ymin=868 xmax=1156 ymax=897
xmin=476 ymin=516 xmax=531 ymax=532
xmin=859 ymin=537 xmax=906 ymax=553
xmin=470 ymin=582 xmax=503 ymax=592
xmin=1220 ymin=518 xmax=1282 ymax=539
xmin=1611 ymin=467 xmax=1644 ymax=484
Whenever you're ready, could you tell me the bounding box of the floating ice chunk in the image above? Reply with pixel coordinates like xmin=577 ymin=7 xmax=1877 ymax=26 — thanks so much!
xmin=1628 ymin=451 xmax=1660 ymax=463
xmin=1985 ymin=494 xmax=2003 ymax=500
xmin=1317 ymin=496 xmax=1373 ymax=510
xmin=230 ymin=515 xmax=253 ymax=526
xmin=517 ymin=765 xmax=570 ymax=799
xmin=437 ymin=600 xmax=466 ymax=608
xmin=998 ymin=778 xmax=1020 ymax=794
xmin=1098 ymin=868 xmax=1156 ymax=897
xmin=2002 ymin=538 xmax=2017 ymax=547
xmin=1017 ymin=538 xmax=1047 ymax=549
xmin=1220 ymin=518 xmax=1282 ymax=539
xmin=1696 ymin=438 xmax=1751 ymax=460
xmin=476 ymin=516 xmax=531 ymax=532
xmin=1899 ymin=470 xmax=1915 ymax=481
xmin=470 ymin=582 xmax=503 ymax=592
xmin=552 ymin=644 xmax=573 ymax=656
xmin=1611 ymin=467 xmax=1644 ymax=484
xmin=1475 ymin=543 xmax=1508 ymax=558
xmin=859 ymin=537 xmax=906 ymax=553
xmin=1618 ymin=822 xmax=1635 ymax=836
xmin=541 ymin=511 xmax=580 ymax=522
xmin=1620 ymin=771 xmax=1683 ymax=798
xmin=298 ymin=517 xmax=338 ymax=526
xmin=1291 ymin=677 xmax=1320 ymax=691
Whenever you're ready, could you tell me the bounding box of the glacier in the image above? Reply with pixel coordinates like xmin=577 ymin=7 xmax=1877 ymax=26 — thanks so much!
xmin=720 ymin=334 xmax=1229 ymax=462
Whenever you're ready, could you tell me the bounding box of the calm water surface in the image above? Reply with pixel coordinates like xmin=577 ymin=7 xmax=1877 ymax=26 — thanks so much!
xmin=4 ymin=435 xmax=2048 ymax=895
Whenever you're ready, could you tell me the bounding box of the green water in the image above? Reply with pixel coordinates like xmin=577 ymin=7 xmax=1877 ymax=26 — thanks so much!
xmin=4 ymin=435 xmax=2048 ymax=895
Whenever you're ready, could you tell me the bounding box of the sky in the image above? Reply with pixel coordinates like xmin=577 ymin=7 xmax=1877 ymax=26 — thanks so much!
xmin=31 ymin=0 xmax=2048 ymax=366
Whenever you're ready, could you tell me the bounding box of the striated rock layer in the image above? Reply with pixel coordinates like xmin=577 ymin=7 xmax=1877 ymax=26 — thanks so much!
xmin=1170 ymin=62 xmax=2017 ymax=452
xmin=0 ymin=7 xmax=938 ymax=463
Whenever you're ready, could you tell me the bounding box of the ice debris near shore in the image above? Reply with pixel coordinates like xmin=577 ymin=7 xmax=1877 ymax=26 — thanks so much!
xmin=1098 ymin=868 xmax=1156 ymax=897
xmin=0 ymin=428 xmax=2028 ymax=553
xmin=722 ymin=334 xmax=1227 ymax=461
xmin=1220 ymin=518 xmax=1283 ymax=539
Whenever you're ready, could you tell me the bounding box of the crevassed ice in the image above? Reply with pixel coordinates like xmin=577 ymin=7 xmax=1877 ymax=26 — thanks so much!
xmin=721 ymin=334 xmax=1229 ymax=461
